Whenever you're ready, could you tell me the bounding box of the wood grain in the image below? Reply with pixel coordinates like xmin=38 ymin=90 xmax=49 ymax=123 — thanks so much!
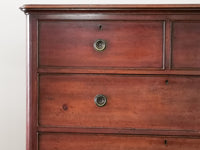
xmin=39 ymin=74 xmax=200 ymax=130
xmin=38 ymin=67 xmax=200 ymax=75
xmin=38 ymin=127 xmax=200 ymax=137
xmin=27 ymin=16 xmax=38 ymax=150
xmin=20 ymin=4 xmax=200 ymax=12
xmin=172 ymin=21 xmax=200 ymax=69
xmin=39 ymin=20 xmax=163 ymax=69
xmin=23 ymin=5 xmax=200 ymax=150
xmin=39 ymin=133 xmax=200 ymax=150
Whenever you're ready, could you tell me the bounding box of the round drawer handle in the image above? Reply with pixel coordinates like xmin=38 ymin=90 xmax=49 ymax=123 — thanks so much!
xmin=93 ymin=39 xmax=106 ymax=51
xmin=94 ymin=94 xmax=107 ymax=107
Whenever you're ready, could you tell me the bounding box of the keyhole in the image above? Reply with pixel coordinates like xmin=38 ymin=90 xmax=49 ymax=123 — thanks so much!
xmin=165 ymin=80 xmax=169 ymax=85
xmin=164 ymin=139 xmax=168 ymax=145
xmin=62 ymin=104 xmax=68 ymax=111
xmin=99 ymin=24 xmax=102 ymax=30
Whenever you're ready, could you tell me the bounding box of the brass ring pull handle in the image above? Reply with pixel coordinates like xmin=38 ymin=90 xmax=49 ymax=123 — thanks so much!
xmin=93 ymin=39 xmax=106 ymax=51
xmin=94 ymin=94 xmax=107 ymax=107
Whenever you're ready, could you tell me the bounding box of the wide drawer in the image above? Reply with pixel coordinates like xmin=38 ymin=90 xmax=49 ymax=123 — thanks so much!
xmin=39 ymin=74 xmax=200 ymax=130
xmin=38 ymin=20 xmax=163 ymax=69
xmin=39 ymin=133 xmax=200 ymax=150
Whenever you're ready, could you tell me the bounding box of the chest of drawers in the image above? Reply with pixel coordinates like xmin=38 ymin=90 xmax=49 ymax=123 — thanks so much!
xmin=21 ymin=4 xmax=200 ymax=150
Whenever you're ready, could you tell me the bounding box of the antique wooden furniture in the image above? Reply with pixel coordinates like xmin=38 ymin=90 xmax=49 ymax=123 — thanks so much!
xmin=21 ymin=5 xmax=200 ymax=150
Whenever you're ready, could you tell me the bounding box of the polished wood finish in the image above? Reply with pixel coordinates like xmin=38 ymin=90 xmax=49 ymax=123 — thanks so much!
xmin=26 ymin=15 xmax=38 ymax=150
xmin=21 ymin=4 xmax=200 ymax=150
xmin=20 ymin=4 xmax=200 ymax=12
xmin=38 ymin=68 xmax=200 ymax=75
xmin=39 ymin=133 xmax=200 ymax=150
xmin=172 ymin=21 xmax=200 ymax=69
xmin=38 ymin=127 xmax=200 ymax=137
xmin=39 ymin=21 xmax=163 ymax=68
xmin=39 ymin=74 xmax=200 ymax=130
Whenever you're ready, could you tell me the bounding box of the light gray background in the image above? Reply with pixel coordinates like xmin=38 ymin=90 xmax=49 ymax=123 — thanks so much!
xmin=0 ymin=1 xmax=199 ymax=150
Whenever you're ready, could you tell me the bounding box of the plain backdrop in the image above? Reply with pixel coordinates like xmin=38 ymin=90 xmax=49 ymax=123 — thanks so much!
xmin=0 ymin=0 xmax=200 ymax=150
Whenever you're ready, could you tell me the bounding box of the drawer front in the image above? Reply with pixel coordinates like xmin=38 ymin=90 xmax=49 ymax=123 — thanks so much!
xmin=39 ymin=74 xmax=200 ymax=130
xmin=39 ymin=20 xmax=163 ymax=68
xmin=172 ymin=21 xmax=200 ymax=69
xmin=39 ymin=133 xmax=200 ymax=150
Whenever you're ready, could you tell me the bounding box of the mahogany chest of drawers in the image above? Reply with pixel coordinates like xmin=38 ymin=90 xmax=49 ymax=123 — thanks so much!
xmin=21 ymin=5 xmax=200 ymax=150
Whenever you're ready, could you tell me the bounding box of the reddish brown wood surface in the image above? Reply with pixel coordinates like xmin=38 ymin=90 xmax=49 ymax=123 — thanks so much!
xmin=39 ymin=21 xmax=163 ymax=68
xmin=21 ymin=4 xmax=200 ymax=9
xmin=39 ymin=133 xmax=200 ymax=150
xmin=27 ymin=16 xmax=38 ymax=150
xmin=23 ymin=5 xmax=200 ymax=150
xmin=39 ymin=74 xmax=200 ymax=130
xmin=20 ymin=4 xmax=200 ymax=13
xmin=172 ymin=21 xmax=200 ymax=69
xmin=38 ymin=127 xmax=200 ymax=137
xmin=38 ymin=68 xmax=200 ymax=75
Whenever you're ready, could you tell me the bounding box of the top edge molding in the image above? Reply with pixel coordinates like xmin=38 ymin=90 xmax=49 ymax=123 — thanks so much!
xmin=20 ymin=4 xmax=200 ymax=13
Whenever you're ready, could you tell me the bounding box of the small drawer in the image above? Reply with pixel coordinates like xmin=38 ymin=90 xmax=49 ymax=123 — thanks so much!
xmin=39 ymin=74 xmax=200 ymax=130
xmin=38 ymin=20 xmax=164 ymax=69
xmin=172 ymin=21 xmax=200 ymax=69
xmin=39 ymin=133 xmax=200 ymax=150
